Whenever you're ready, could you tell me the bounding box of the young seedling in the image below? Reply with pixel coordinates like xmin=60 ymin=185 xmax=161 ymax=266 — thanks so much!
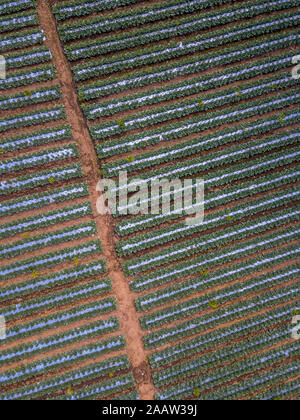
xmin=226 ymin=215 xmax=232 ymax=221
xmin=208 ymin=300 xmax=219 ymax=309
xmin=235 ymin=87 xmax=241 ymax=96
xmin=78 ymin=93 xmax=85 ymax=102
xmin=66 ymin=385 xmax=74 ymax=395
xmin=0 ymin=148 xmax=4 ymax=154
xmin=126 ymin=155 xmax=134 ymax=163
xmin=24 ymin=90 xmax=32 ymax=97
xmin=278 ymin=113 xmax=285 ymax=123
xmin=22 ymin=232 xmax=30 ymax=239
xmin=198 ymin=99 xmax=204 ymax=107
xmin=109 ymin=371 xmax=114 ymax=378
xmin=32 ymin=270 xmax=40 ymax=279
xmin=194 ymin=388 xmax=200 ymax=397
xmin=146 ymin=68 xmax=152 ymax=74
xmin=200 ymin=269 xmax=208 ymax=276
xmin=49 ymin=177 xmax=55 ymax=184
xmin=99 ymin=169 xmax=104 ymax=176
xmin=118 ymin=119 xmax=126 ymax=129
xmin=73 ymin=257 xmax=80 ymax=266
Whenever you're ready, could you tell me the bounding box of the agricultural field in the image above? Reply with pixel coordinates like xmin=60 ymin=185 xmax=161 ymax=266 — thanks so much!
xmin=0 ymin=0 xmax=299 ymax=401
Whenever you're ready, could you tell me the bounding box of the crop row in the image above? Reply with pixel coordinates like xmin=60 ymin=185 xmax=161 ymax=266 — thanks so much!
xmin=106 ymin=108 xmax=299 ymax=179
xmin=1 ymin=299 xmax=116 ymax=343
xmin=4 ymin=46 xmax=52 ymax=70
xmin=0 ymin=336 xmax=126 ymax=391
xmin=53 ymin=0 xmax=147 ymax=20
xmin=1 ymin=355 xmax=130 ymax=400
xmin=78 ymin=30 xmax=300 ymax=100
xmin=73 ymin=12 xmax=299 ymax=80
xmin=0 ymin=143 xmax=78 ymax=175
xmin=0 ymin=163 xmax=82 ymax=196
xmin=2 ymin=276 xmax=111 ymax=321
xmin=0 ymin=201 xmax=92 ymax=239
xmin=0 ymin=220 xmax=97 ymax=259
xmin=96 ymin=92 xmax=300 ymax=156
xmin=0 ymin=181 xmax=88 ymax=218
xmin=0 ymin=29 xmax=45 ymax=53
xmin=251 ymin=379 xmax=300 ymax=400
xmin=117 ymin=175 xmax=300 ymax=257
xmin=66 ymin=0 xmax=296 ymax=59
xmin=149 ymin=303 xmax=298 ymax=368
xmin=0 ymin=85 xmax=61 ymax=111
xmin=58 ymin=0 xmax=234 ymax=41
xmin=156 ymin=342 xmax=300 ymax=399
xmin=130 ymin=225 xmax=300 ymax=292
xmin=0 ymin=124 xmax=72 ymax=154
xmin=140 ymin=265 xmax=299 ymax=330
xmin=0 ymin=318 xmax=119 ymax=366
xmin=1 ymin=259 xmax=108 ymax=301
xmin=136 ymin=245 xmax=299 ymax=313
xmin=85 ymin=52 xmax=295 ymax=120
xmin=0 ymin=11 xmax=38 ymax=34
xmin=144 ymin=284 xmax=299 ymax=350
xmin=0 ymin=64 xmax=56 ymax=91
xmin=0 ymin=105 xmax=66 ymax=133
xmin=113 ymin=137 xmax=300 ymax=203
xmin=58 ymin=373 xmax=136 ymax=400
xmin=115 ymin=166 xmax=299 ymax=236
xmin=115 ymin=391 xmax=139 ymax=400
xmin=0 ymin=239 xmax=103 ymax=281
xmin=123 ymin=204 xmax=300 ymax=276
xmin=153 ymin=328 xmax=295 ymax=387
xmin=0 ymin=0 xmax=35 ymax=16
xmin=197 ymin=362 xmax=299 ymax=400
xmin=92 ymin=73 xmax=297 ymax=138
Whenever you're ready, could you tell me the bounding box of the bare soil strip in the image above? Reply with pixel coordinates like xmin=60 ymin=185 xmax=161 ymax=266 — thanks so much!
xmin=36 ymin=0 xmax=155 ymax=400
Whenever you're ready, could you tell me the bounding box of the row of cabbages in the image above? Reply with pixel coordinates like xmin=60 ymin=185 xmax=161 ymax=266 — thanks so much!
xmin=0 ymin=11 xmax=38 ymax=34
xmin=1 ymin=259 xmax=108 ymax=301
xmin=77 ymin=30 xmax=300 ymax=99
xmin=0 ymin=239 xmax=103 ymax=280
xmin=64 ymin=0 xmax=297 ymax=60
xmin=0 ymin=162 xmax=82 ymax=196
xmin=136 ymin=246 xmax=299 ymax=312
xmin=149 ymin=304 xmax=298 ymax=367
xmin=0 ymin=85 xmax=61 ymax=111
xmin=72 ymin=11 xmax=298 ymax=80
xmin=0 ymin=220 xmax=97 ymax=259
xmin=156 ymin=343 xmax=300 ymax=399
xmin=123 ymin=200 xmax=299 ymax=276
xmin=0 ymin=335 xmax=125 ymax=393
xmin=1 ymin=354 xmax=130 ymax=400
xmin=0 ymin=143 xmax=78 ymax=175
xmin=0 ymin=105 xmax=65 ymax=133
xmin=91 ymin=74 xmax=297 ymax=138
xmin=0 ymin=201 xmax=92 ymax=240
xmin=0 ymin=28 xmax=45 ymax=52
xmin=2 ymin=298 xmax=116 ymax=343
xmin=130 ymin=224 xmax=299 ymax=292
xmin=198 ymin=361 xmax=299 ymax=400
xmin=95 ymin=92 xmax=300 ymax=156
xmin=58 ymin=0 xmax=231 ymax=41
xmin=83 ymin=52 xmax=294 ymax=119
xmin=0 ymin=0 xmax=35 ymax=16
xmin=0 ymin=181 xmax=88 ymax=218
xmin=105 ymin=109 xmax=299 ymax=178
xmin=153 ymin=330 xmax=295 ymax=387
xmin=140 ymin=266 xmax=299 ymax=330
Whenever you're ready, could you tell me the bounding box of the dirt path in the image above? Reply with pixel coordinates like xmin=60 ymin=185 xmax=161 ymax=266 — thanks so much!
xmin=36 ymin=0 xmax=154 ymax=400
